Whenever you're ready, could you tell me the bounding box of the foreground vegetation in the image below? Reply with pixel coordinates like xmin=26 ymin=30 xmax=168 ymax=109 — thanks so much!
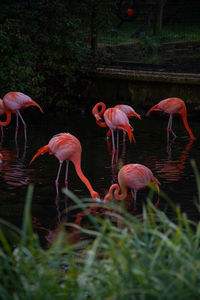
xmin=1 ymin=161 xmax=200 ymax=299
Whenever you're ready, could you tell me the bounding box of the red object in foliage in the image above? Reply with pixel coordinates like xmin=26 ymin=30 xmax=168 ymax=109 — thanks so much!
xmin=126 ymin=9 xmax=134 ymax=16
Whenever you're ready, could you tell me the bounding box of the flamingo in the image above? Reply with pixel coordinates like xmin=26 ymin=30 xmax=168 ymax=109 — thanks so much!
xmin=104 ymin=163 xmax=160 ymax=204
xmin=92 ymin=102 xmax=141 ymax=139
xmin=146 ymin=97 xmax=194 ymax=140
xmin=30 ymin=133 xmax=100 ymax=201
xmin=92 ymin=102 xmax=135 ymax=150
xmin=0 ymin=92 xmax=43 ymax=141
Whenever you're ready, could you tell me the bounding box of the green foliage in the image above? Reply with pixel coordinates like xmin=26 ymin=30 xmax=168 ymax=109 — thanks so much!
xmin=0 ymin=0 xmax=114 ymax=107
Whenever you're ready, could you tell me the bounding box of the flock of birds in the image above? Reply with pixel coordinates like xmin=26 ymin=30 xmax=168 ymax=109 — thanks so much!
xmin=0 ymin=92 xmax=195 ymax=205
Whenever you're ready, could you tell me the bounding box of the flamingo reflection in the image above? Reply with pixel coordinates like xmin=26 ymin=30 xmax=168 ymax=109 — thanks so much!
xmin=151 ymin=138 xmax=194 ymax=183
xmin=0 ymin=148 xmax=30 ymax=186
xmin=32 ymin=216 xmax=51 ymax=234
xmin=107 ymin=137 xmax=126 ymax=184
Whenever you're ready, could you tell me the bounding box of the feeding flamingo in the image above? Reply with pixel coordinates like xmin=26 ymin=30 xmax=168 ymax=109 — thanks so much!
xmin=0 ymin=92 xmax=43 ymax=142
xmin=30 ymin=133 xmax=100 ymax=201
xmin=104 ymin=163 xmax=160 ymax=204
xmin=146 ymin=97 xmax=194 ymax=140
xmin=92 ymin=102 xmax=135 ymax=150
xmin=92 ymin=102 xmax=141 ymax=139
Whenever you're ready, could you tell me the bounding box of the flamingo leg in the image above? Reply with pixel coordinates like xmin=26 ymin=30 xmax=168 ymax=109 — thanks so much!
xmin=123 ymin=130 xmax=126 ymax=143
xmin=154 ymin=183 xmax=160 ymax=208
xmin=131 ymin=190 xmax=137 ymax=210
xmin=117 ymin=130 xmax=119 ymax=150
xmin=111 ymin=149 xmax=118 ymax=183
xmin=111 ymin=129 xmax=115 ymax=151
xmin=122 ymin=131 xmax=126 ymax=158
xmin=17 ymin=110 xmax=27 ymax=142
xmin=15 ymin=113 xmax=19 ymax=142
xmin=65 ymin=160 xmax=69 ymax=188
xmin=131 ymin=190 xmax=137 ymax=201
xmin=55 ymin=161 xmax=63 ymax=194
xmin=167 ymin=115 xmax=176 ymax=138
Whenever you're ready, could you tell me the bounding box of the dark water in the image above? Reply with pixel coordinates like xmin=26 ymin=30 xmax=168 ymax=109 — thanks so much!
xmin=0 ymin=107 xmax=200 ymax=246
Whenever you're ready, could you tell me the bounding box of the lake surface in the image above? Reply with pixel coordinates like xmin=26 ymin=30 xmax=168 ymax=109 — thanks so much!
xmin=0 ymin=106 xmax=199 ymax=246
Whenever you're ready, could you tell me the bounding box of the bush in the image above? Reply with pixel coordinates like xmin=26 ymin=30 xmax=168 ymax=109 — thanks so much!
xmin=0 ymin=1 xmax=115 ymax=108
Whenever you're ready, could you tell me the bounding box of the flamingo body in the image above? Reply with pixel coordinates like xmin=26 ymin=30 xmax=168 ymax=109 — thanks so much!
xmin=103 ymin=108 xmax=132 ymax=134
xmin=115 ymin=104 xmax=141 ymax=120
xmin=146 ymin=97 xmax=194 ymax=140
xmin=0 ymin=91 xmax=43 ymax=141
xmin=104 ymin=163 xmax=160 ymax=201
xmin=30 ymin=133 xmax=100 ymax=201
xmin=48 ymin=133 xmax=81 ymax=162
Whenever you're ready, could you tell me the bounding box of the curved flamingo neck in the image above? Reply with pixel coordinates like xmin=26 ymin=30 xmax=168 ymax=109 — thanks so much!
xmin=105 ymin=183 xmax=127 ymax=201
xmin=96 ymin=119 xmax=107 ymax=128
xmin=92 ymin=102 xmax=106 ymax=117
xmin=0 ymin=109 xmax=11 ymax=126
xmin=22 ymin=100 xmax=43 ymax=113
xmin=72 ymin=157 xmax=96 ymax=198
xmin=181 ymin=111 xmax=195 ymax=140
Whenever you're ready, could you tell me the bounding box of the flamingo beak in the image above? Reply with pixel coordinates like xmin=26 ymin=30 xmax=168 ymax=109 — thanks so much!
xmin=94 ymin=113 xmax=101 ymax=121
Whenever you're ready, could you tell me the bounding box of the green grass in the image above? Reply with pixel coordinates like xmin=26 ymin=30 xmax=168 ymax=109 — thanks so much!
xmin=1 ymin=161 xmax=200 ymax=299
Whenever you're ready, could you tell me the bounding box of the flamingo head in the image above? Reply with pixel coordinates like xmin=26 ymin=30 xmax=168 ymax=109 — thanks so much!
xmin=91 ymin=191 xmax=101 ymax=202
xmin=94 ymin=113 xmax=102 ymax=121
xmin=92 ymin=102 xmax=106 ymax=121
xmin=146 ymin=104 xmax=160 ymax=116
xmin=104 ymin=192 xmax=111 ymax=202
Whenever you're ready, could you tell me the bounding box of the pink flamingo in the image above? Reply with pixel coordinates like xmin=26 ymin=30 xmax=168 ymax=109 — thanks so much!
xmin=92 ymin=102 xmax=135 ymax=150
xmin=30 ymin=133 xmax=100 ymax=201
xmin=0 ymin=92 xmax=43 ymax=141
xmin=146 ymin=97 xmax=194 ymax=140
xmin=104 ymin=163 xmax=160 ymax=204
xmin=92 ymin=102 xmax=141 ymax=139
